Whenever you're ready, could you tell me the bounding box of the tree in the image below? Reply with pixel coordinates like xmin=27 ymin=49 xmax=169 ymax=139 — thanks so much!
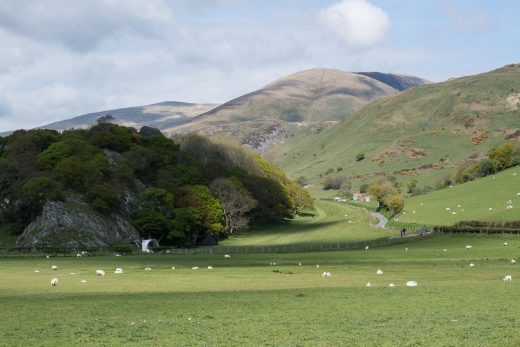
xmin=406 ymin=179 xmax=418 ymax=195
xmin=356 ymin=152 xmax=366 ymax=161
xmin=383 ymin=193 xmax=405 ymax=214
xmin=323 ymin=176 xmax=345 ymax=190
xmin=489 ymin=143 xmax=518 ymax=170
xmin=368 ymin=179 xmax=399 ymax=210
xmin=132 ymin=188 xmax=175 ymax=241
xmin=359 ymin=183 xmax=368 ymax=193
xmin=210 ymin=177 xmax=257 ymax=235
xmin=97 ymin=114 xmax=115 ymax=124
xmin=338 ymin=180 xmax=352 ymax=198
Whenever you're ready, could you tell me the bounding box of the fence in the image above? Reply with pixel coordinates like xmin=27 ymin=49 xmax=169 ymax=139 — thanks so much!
xmin=0 ymin=232 xmax=433 ymax=257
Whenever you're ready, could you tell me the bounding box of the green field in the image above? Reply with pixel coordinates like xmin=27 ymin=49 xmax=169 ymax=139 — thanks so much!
xmin=399 ymin=166 xmax=520 ymax=225
xmin=220 ymin=200 xmax=395 ymax=247
xmin=1 ymin=234 xmax=520 ymax=346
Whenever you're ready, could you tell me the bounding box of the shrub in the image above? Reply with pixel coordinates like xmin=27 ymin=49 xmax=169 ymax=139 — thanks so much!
xmin=356 ymin=152 xmax=365 ymax=161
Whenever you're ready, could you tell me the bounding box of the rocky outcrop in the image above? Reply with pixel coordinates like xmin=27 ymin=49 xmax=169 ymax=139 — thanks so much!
xmin=16 ymin=195 xmax=139 ymax=249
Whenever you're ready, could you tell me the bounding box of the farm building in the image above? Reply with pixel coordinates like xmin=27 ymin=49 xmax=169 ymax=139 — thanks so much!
xmin=353 ymin=193 xmax=371 ymax=202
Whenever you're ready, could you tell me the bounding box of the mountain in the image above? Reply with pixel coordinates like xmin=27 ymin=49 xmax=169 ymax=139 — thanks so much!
xmin=167 ymin=69 xmax=428 ymax=152
xmin=274 ymin=64 xmax=520 ymax=190
xmin=1 ymin=101 xmax=219 ymax=136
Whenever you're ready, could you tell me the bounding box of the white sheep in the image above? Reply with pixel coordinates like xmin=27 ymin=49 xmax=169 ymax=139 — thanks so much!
xmin=504 ymin=242 xmax=508 ymax=246
xmin=298 ymin=262 xmax=302 ymax=266
xmin=50 ymin=278 xmax=58 ymax=286
xmin=51 ymin=265 xmax=58 ymax=270
xmin=316 ymin=264 xmax=320 ymax=269
xmin=376 ymin=269 xmax=383 ymax=275
xmin=171 ymin=267 xmax=175 ymax=270
xmin=34 ymin=270 xmax=40 ymax=273
xmin=81 ymin=280 xmax=87 ymax=283
xmin=465 ymin=245 xmax=472 ymax=250
xmin=446 ymin=207 xmax=451 ymax=211
xmin=405 ymin=248 xmax=408 ymax=251
xmin=366 ymin=282 xmax=371 ymax=287
xmin=224 ymin=254 xmax=231 ymax=259
xmin=207 ymin=266 xmax=213 ymax=270
xmin=144 ymin=267 xmax=152 ymax=271
xmin=389 ymin=283 xmax=395 ymax=287
xmin=46 ymin=255 xmax=50 ymax=259
xmin=69 ymin=272 xmax=75 ymax=275
xmin=469 ymin=263 xmax=475 ymax=268
xmin=511 ymin=259 xmax=516 ymax=264
xmin=365 ymin=246 xmax=369 ymax=251
xmin=81 ymin=251 xmax=87 ymax=255
xmin=76 ymin=253 xmax=81 ymax=258
xmin=114 ymin=268 xmax=123 ymax=274
xmin=443 ymin=249 xmax=448 ymax=252
xmin=452 ymin=212 xmax=456 ymax=215
xmin=406 ymin=281 xmax=417 ymax=287
xmin=115 ymin=254 xmax=122 ymax=257
xmin=192 ymin=267 xmax=199 ymax=270
xmin=504 ymin=275 xmax=512 ymax=282
xmin=96 ymin=269 xmax=106 ymax=277
xmin=488 ymin=208 xmax=493 ymax=211
xmin=321 ymin=272 xmax=331 ymax=278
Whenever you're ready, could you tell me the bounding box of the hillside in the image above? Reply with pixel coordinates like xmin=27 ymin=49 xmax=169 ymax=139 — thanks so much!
xmin=398 ymin=166 xmax=520 ymax=225
xmin=275 ymin=64 xmax=520 ymax=190
xmin=169 ymin=69 xmax=428 ymax=152
xmin=0 ymin=125 xmax=311 ymax=248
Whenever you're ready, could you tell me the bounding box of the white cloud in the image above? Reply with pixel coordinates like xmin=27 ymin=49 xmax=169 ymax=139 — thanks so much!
xmin=319 ymin=0 xmax=390 ymax=50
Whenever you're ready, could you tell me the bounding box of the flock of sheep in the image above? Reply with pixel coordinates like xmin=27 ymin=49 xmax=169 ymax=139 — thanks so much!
xmin=46 ymin=245 xmax=515 ymax=288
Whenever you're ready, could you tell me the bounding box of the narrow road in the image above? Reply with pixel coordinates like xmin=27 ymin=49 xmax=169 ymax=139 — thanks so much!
xmin=370 ymin=211 xmax=388 ymax=229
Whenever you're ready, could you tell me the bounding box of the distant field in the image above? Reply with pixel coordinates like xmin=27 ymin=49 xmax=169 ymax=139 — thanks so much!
xmin=399 ymin=166 xmax=520 ymax=225
xmin=220 ymin=200 xmax=395 ymax=247
xmin=1 ymin=234 xmax=520 ymax=346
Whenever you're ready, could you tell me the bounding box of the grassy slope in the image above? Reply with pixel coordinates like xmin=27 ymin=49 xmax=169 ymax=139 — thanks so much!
xmin=220 ymin=200 xmax=396 ymax=246
xmin=275 ymin=64 xmax=520 ymax=190
xmin=1 ymin=235 xmax=520 ymax=346
xmin=398 ymin=166 xmax=520 ymax=225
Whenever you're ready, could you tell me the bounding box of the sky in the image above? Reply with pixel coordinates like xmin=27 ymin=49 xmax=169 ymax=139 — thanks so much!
xmin=0 ymin=0 xmax=519 ymax=131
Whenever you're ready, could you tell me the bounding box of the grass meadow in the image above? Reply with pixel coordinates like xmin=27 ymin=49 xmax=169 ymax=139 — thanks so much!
xmin=1 ymin=234 xmax=520 ymax=346
xmin=400 ymin=166 xmax=520 ymax=225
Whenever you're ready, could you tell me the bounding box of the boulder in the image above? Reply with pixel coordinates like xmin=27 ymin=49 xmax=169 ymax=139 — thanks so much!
xmin=16 ymin=195 xmax=139 ymax=249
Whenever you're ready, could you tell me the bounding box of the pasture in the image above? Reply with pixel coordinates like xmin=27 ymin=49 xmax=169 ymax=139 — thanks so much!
xmin=1 ymin=234 xmax=520 ymax=346
xmin=400 ymin=166 xmax=520 ymax=225
xmin=220 ymin=200 xmax=396 ymax=247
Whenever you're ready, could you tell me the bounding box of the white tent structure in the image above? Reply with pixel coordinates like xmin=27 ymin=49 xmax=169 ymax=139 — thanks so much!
xmin=141 ymin=239 xmax=159 ymax=253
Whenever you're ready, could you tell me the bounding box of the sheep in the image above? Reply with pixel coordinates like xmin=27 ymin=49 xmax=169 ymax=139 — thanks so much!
xmin=144 ymin=267 xmax=152 ymax=271
xmin=316 ymin=264 xmax=320 ymax=269
xmin=81 ymin=251 xmax=87 ymax=255
xmin=46 ymin=255 xmax=50 ymax=259
xmin=389 ymin=283 xmax=395 ymax=287
xmin=365 ymin=246 xmax=369 ymax=251
xmin=114 ymin=268 xmax=123 ymax=274
xmin=51 ymin=265 xmax=58 ymax=270
xmin=405 ymin=248 xmax=408 ymax=251
xmin=207 ymin=266 xmax=213 ymax=270
xmin=406 ymin=281 xmax=417 ymax=287
xmin=366 ymin=282 xmax=371 ymax=287
xmin=76 ymin=253 xmax=81 ymax=258
xmin=171 ymin=266 xmax=175 ymax=270
xmin=452 ymin=212 xmax=456 ymax=215
xmin=96 ymin=269 xmax=106 ymax=277
xmin=376 ymin=269 xmax=383 ymax=275
xmin=503 ymin=275 xmax=512 ymax=282
xmin=69 ymin=272 xmax=75 ymax=275
xmin=511 ymin=259 xmax=516 ymax=264
xmin=489 ymin=207 xmax=493 ymax=211
xmin=269 ymin=262 xmax=277 ymax=266
xmin=504 ymin=242 xmax=508 ymax=246
xmin=50 ymin=278 xmax=58 ymax=287
xmin=443 ymin=249 xmax=448 ymax=252
xmin=507 ymin=206 xmax=513 ymax=210
xmin=465 ymin=245 xmax=472 ymax=250
xmin=192 ymin=267 xmax=199 ymax=270
xmin=446 ymin=207 xmax=451 ymax=211
xmin=81 ymin=280 xmax=87 ymax=283
xmin=115 ymin=254 xmax=122 ymax=257
xmin=34 ymin=270 xmax=40 ymax=273
xmin=469 ymin=263 xmax=475 ymax=268
xmin=412 ymin=211 xmax=416 ymax=214
xmin=321 ymin=272 xmax=331 ymax=278
xmin=224 ymin=254 xmax=231 ymax=259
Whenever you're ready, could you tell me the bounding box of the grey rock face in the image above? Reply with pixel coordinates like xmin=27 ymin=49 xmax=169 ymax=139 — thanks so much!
xmin=16 ymin=196 xmax=139 ymax=249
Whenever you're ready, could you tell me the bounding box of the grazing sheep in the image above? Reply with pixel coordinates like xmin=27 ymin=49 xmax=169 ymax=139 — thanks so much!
xmin=366 ymin=282 xmax=371 ymax=287
xmin=115 ymin=254 xmax=122 ymax=257
xmin=76 ymin=253 xmax=81 ymax=258
xmin=298 ymin=262 xmax=302 ymax=266
xmin=465 ymin=245 xmax=472 ymax=250
xmin=406 ymin=281 xmax=417 ymax=287
xmin=365 ymin=246 xmax=369 ymax=251
xmin=69 ymin=272 xmax=75 ymax=275
xmin=321 ymin=272 xmax=331 ymax=278
xmin=504 ymin=275 xmax=512 ymax=282
xmin=96 ymin=269 xmax=106 ymax=277
xmin=389 ymin=283 xmax=395 ymax=287
xmin=81 ymin=280 xmax=87 ymax=283
xmin=316 ymin=264 xmax=320 ymax=269
xmin=269 ymin=262 xmax=277 ymax=266
xmin=144 ymin=267 xmax=152 ymax=271
xmin=446 ymin=207 xmax=451 ymax=211
xmin=114 ymin=268 xmax=123 ymax=274
xmin=46 ymin=255 xmax=50 ymax=259
xmin=81 ymin=251 xmax=87 ymax=255
xmin=507 ymin=206 xmax=513 ymax=210
xmin=50 ymin=278 xmax=58 ymax=286
xmin=376 ymin=269 xmax=383 ymax=275
xmin=192 ymin=267 xmax=199 ymax=270
xmin=34 ymin=270 xmax=40 ymax=273
xmin=511 ymin=259 xmax=516 ymax=264
xmin=224 ymin=254 xmax=231 ymax=259
xmin=443 ymin=249 xmax=448 ymax=252
xmin=488 ymin=208 xmax=493 ymax=211
xmin=469 ymin=263 xmax=475 ymax=268
xmin=452 ymin=212 xmax=456 ymax=215
xmin=207 ymin=266 xmax=213 ymax=270
xmin=51 ymin=265 xmax=58 ymax=270
xmin=504 ymin=242 xmax=508 ymax=246
xmin=405 ymin=248 xmax=408 ymax=251
xmin=171 ymin=267 xmax=175 ymax=270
